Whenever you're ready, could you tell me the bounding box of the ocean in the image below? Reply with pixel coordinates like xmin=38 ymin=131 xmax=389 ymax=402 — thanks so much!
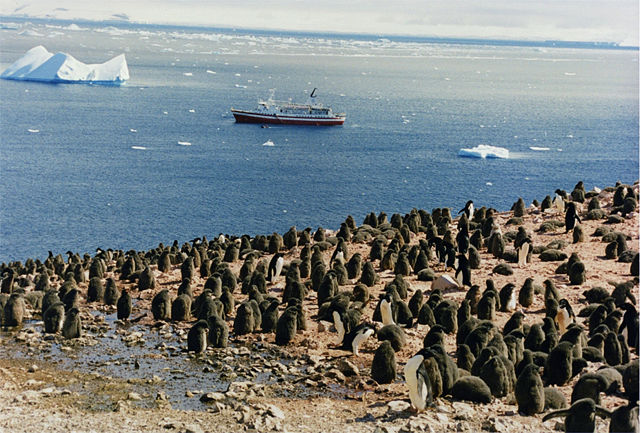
xmin=0 ymin=20 xmax=638 ymax=263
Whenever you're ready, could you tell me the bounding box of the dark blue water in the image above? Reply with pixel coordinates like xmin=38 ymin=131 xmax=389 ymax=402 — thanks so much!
xmin=1 ymin=21 xmax=638 ymax=262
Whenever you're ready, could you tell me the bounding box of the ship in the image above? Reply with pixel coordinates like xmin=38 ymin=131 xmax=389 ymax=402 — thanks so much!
xmin=231 ymin=88 xmax=345 ymax=126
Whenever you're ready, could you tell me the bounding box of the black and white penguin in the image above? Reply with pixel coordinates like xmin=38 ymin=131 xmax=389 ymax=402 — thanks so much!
xmin=499 ymin=283 xmax=517 ymax=312
xmin=380 ymin=293 xmax=395 ymax=326
xmin=556 ymin=298 xmax=575 ymax=334
xmin=342 ymin=323 xmax=376 ymax=356
xmin=403 ymin=353 xmax=433 ymax=412
xmin=267 ymin=253 xmax=284 ymax=284
xmin=458 ymin=200 xmax=474 ymax=220
xmin=187 ymin=320 xmax=209 ymax=353
xmin=564 ymin=202 xmax=581 ymax=233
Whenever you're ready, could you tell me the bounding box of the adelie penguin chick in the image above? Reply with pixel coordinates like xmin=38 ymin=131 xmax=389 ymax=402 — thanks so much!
xmin=370 ymin=340 xmax=396 ymax=384
xmin=403 ymin=353 xmax=433 ymax=412
xmin=542 ymin=398 xmax=611 ymax=433
xmin=342 ymin=323 xmax=376 ymax=356
xmin=515 ymin=364 xmax=545 ymax=415
xmin=207 ymin=314 xmax=228 ymax=348
xmin=43 ymin=302 xmax=65 ymax=334
xmin=499 ymin=283 xmax=517 ymax=312
xmin=117 ymin=289 xmax=132 ymax=320
xmin=275 ymin=305 xmax=297 ymax=346
xmin=187 ymin=320 xmax=209 ymax=353
xmin=62 ymin=307 xmax=82 ymax=339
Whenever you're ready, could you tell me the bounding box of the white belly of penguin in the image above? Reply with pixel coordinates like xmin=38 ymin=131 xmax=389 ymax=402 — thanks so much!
xmin=404 ymin=355 xmax=426 ymax=410
xmin=381 ymin=299 xmax=394 ymax=326
xmin=352 ymin=328 xmax=374 ymax=356
xmin=333 ymin=311 xmax=345 ymax=343
xmin=506 ymin=290 xmax=517 ymax=312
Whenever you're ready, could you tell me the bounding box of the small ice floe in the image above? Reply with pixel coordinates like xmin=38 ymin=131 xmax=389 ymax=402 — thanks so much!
xmin=234 ymin=73 xmax=241 ymax=77
xmin=486 ymin=182 xmax=493 ymax=186
xmin=564 ymin=72 xmax=576 ymax=76
xmin=131 ymin=146 xmax=146 ymax=150
xmin=557 ymin=148 xmax=563 ymax=152
xmin=566 ymin=134 xmax=573 ymax=138
xmin=458 ymin=144 xmax=509 ymax=159
xmin=235 ymin=84 xmax=247 ymax=88
xmin=188 ymin=109 xmax=195 ymax=113
xmin=178 ymin=141 xmax=191 ymax=146
xmin=183 ymin=72 xmax=193 ymax=76
xmin=206 ymin=70 xmax=216 ymax=74
xmin=529 ymin=146 xmax=550 ymax=151
xmin=130 ymin=128 xmax=137 ymax=133
xmin=27 ymin=128 xmax=39 ymax=133
xmin=262 ymin=139 xmax=275 ymax=146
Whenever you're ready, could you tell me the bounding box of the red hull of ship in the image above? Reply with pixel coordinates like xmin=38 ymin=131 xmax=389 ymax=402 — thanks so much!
xmin=231 ymin=109 xmax=345 ymax=126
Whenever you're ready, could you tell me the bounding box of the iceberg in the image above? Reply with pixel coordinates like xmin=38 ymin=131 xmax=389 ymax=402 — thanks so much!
xmin=458 ymin=144 xmax=509 ymax=159
xmin=1 ymin=45 xmax=129 ymax=84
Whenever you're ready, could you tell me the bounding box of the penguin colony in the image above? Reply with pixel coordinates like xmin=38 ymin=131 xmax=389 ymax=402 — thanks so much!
xmin=0 ymin=180 xmax=639 ymax=432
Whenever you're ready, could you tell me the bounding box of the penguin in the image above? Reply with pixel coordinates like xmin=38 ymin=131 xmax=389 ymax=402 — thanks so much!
xmin=518 ymin=278 xmax=535 ymax=308
xmin=556 ymin=299 xmax=575 ymax=334
xmin=104 ymin=277 xmax=120 ymax=306
xmin=261 ymin=299 xmax=280 ymax=333
xmin=116 ymin=289 xmax=132 ymax=320
xmin=503 ymin=311 xmax=525 ymax=335
xmin=380 ymin=293 xmax=395 ymax=326
xmin=151 ymin=289 xmax=171 ymax=321
xmin=544 ymin=341 xmax=573 ymax=386
xmin=377 ymin=323 xmax=406 ymax=351
xmin=451 ymin=376 xmax=492 ymax=404
xmin=458 ymin=200 xmax=474 ymax=219
xmin=455 ymin=254 xmax=471 ymax=286
xmin=207 ymin=314 xmax=229 ymax=348
xmin=609 ymin=404 xmax=639 ymax=433
xmin=403 ymin=353 xmax=433 ymax=412
xmin=542 ymin=398 xmax=612 ymax=433
xmin=267 ymin=253 xmax=284 ymax=284
xmin=62 ymin=307 xmax=82 ymax=339
xmin=619 ymin=302 xmax=639 ymax=351
xmin=171 ymin=294 xmax=192 ymax=322
xmin=275 ymin=305 xmax=297 ymax=346
xmin=3 ymin=293 xmax=25 ymax=327
xmin=87 ymin=277 xmax=104 ymax=303
xmin=187 ymin=320 xmax=209 ymax=353
xmin=370 ymin=341 xmax=396 ymax=384
xmin=499 ymin=283 xmax=517 ymax=312
xmin=570 ymin=373 xmax=607 ymax=404
xmin=564 ymin=201 xmax=581 ymax=233
xmin=43 ymin=302 xmax=65 ymax=334
xmin=517 ymin=239 xmax=531 ymax=267
xmin=480 ymin=355 xmax=513 ymax=398
xmin=234 ymin=302 xmax=256 ymax=336
xmin=342 ymin=322 xmax=375 ymax=356
xmin=456 ymin=344 xmax=475 ymax=372
xmin=515 ymin=363 xmax=545 ymax=415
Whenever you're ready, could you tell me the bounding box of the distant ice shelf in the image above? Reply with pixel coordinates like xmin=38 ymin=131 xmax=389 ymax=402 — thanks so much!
xmin=1 ymin=45 xmax=129 ymax=84
xmin=458 ymin=144 xmax=509 ymax=159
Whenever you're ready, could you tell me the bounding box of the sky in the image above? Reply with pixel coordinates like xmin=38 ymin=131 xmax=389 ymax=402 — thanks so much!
xmin=1 ymin=0 xmax=638 ymax=45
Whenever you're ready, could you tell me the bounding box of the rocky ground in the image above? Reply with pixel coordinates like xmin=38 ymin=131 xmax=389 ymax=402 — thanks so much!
xmin=0 ymin=182 xmax=638 ymax=433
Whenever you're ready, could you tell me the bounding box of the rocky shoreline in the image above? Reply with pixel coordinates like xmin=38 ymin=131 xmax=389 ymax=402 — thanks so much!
xmin=1 ymin=181 xmax=638 ymax=433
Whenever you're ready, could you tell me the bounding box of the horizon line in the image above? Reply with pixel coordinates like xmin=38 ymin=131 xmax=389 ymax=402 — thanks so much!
xmin=2 ymin=14 xmax=638 ymax=50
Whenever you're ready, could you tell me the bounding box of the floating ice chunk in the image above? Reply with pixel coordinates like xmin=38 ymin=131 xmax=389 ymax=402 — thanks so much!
xmin=262 ymin=140 xmax=274 ymax=146
xmin=130 ymin=128 xmax=137 ymax=132
xmin=458 ymin=144 xmax=509 ymax=159
xmin=131 ymin=146 xmax=146 ymax=150
xmin=206 ymin=70 xmax=216 ymax=74
xmin=1 ymin=45 xmax=129 ymax=84
xmin=564 ymin=72 xmax=576 ymax=76
xmin=486 ymin=182 xmax=493 ymax=186
xmin=183 ymin=72 xmax=193 ymax=76
xmin=178 ymin=141 xmax=191 ymax=146
xmin=234 ymin=84 xmax=247 ymax=88
xmin=27 ymin=128 xmax=39 ymax=133
xmin=188 ymin=109 xmax=195 ymax=113
xmin=529 ymin=146 xmax=550 ymax=151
